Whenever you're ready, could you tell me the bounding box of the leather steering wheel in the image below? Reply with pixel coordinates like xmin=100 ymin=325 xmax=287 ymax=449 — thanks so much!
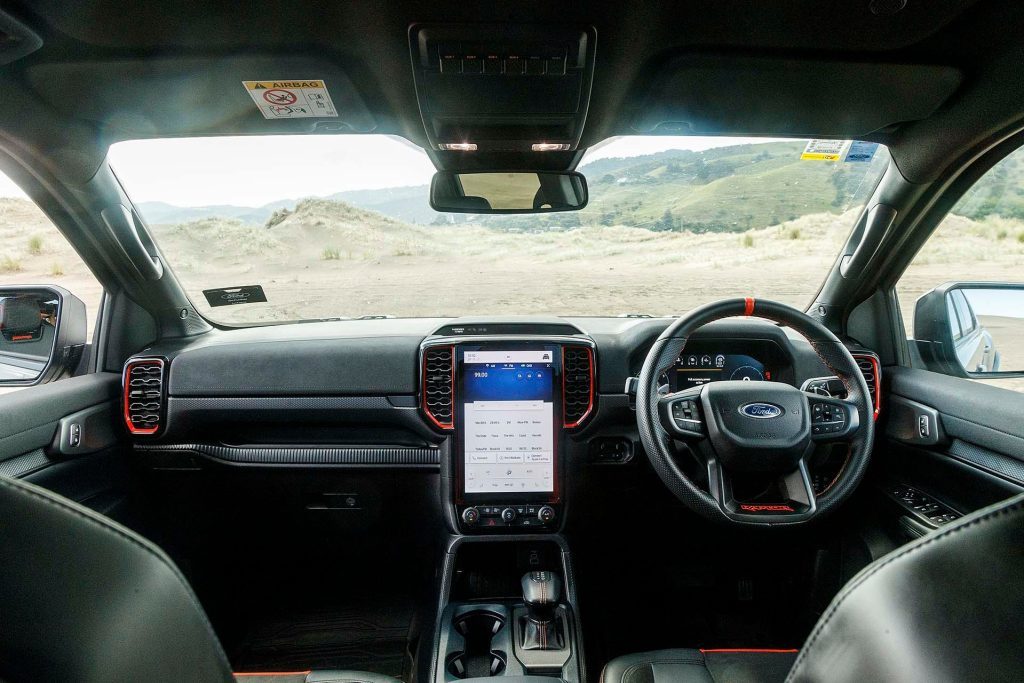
xmin=636 ymin=298 xmax=874 ymax=526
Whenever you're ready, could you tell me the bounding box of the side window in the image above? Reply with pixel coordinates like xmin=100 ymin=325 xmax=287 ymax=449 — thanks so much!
xmin=896 ymin=146 xmax=1024 ymax=392
xmin=0 ymin=171 xmax=103 ymax=390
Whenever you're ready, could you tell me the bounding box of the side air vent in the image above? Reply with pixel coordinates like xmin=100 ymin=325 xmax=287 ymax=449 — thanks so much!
xmin=123 ymin=358 xmax=165 ymax=435
xmin=853 ymin=353 xmax=881 ymax=420
xmin=423 ymin=345 xmax=454 ymax=430
xmin=563 ymin=345 xmax=595 ymax=428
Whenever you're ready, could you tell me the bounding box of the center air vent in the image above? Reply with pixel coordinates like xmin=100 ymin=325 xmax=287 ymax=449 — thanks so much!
xmin=123 ymin=358 xmax=165 ymax=435
xmin=563 ymin=345 xmax=594 ymax=428
xmin=853 ymin=354 xmax=881 ymax=419
xmin=423 ymin=345 xmax=454 ymax=430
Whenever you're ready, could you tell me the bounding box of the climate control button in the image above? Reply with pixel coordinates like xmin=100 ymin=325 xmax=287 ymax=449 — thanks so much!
xmin=538 ymin=505 xmax=556 ymax=524
xmin=461 ymin=507 xmax=480 ymax=525
xmin=501 ymin=507 xmax=517 ymax=523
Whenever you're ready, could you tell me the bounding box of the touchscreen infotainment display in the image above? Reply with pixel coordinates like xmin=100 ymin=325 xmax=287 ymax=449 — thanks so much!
xmin=461 ymin=348 xmax=556 ymax=494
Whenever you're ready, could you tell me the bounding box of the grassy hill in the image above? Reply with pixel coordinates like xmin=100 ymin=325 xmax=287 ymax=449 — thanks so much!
xmin=479 ymin=141 xmax=889 ymax=232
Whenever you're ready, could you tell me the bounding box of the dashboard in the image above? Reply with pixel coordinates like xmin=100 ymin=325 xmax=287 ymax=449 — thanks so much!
xmin=120 ymin=315 xmax=879 ymax=535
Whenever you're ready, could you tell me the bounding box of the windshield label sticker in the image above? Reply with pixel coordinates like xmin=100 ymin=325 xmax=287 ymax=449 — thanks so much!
xmin=243 ymin=80 xmax=338 ymax=119
xmin=844 ymin=140 xmax=879 ymax=162
xmin=801 ymin=139 xmax=847 ymax=161
xmin=202 ymin=285 xmax=268 ymax=307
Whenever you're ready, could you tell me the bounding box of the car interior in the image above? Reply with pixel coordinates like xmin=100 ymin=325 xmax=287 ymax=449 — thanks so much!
xmin=0 ymin=2 xmax=1022 ymax=682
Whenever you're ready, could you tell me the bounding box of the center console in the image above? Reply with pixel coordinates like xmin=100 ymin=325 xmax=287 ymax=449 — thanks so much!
xmin=421 ymin=332 xmax=594 ymax=682
xmin=422 ymin=336 xmax=595 ymax=535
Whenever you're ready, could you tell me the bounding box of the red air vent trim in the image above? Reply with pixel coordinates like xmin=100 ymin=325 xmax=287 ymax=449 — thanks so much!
xmin=562 ymin=345 xmax=595 ymax=428
xmin=422 ymin=345 xmax=455 ymax=430
xmin=852 ymin=353 xmax=881 ymax=420
xmin=122 ymin=357 xmax=165 ymax=435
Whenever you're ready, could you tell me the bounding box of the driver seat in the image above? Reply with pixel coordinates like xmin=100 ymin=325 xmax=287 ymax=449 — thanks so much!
xmin=602 ymin=492 xmax=1024 ymax=683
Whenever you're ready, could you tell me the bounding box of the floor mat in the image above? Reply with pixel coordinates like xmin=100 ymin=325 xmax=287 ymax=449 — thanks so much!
xmin=230 ymin=601 xmax=413 ymax=678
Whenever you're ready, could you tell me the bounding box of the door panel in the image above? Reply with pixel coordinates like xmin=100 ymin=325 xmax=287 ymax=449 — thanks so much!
xmin=878 ymin=367 xmax=1024 ymax=533
xmin=0 ymin=373 xmax=131 ymax=512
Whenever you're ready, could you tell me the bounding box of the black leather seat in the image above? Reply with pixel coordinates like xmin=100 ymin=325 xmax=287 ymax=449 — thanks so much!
xmin=603 ymin=492 xmax=1024 ymax=683
xmin=0 ymin=475 xmax=403 ymax=683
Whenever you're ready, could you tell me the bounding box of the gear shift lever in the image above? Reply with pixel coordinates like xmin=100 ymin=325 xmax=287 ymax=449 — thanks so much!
xmin=520 ymin=571 xmax=565 ymax=651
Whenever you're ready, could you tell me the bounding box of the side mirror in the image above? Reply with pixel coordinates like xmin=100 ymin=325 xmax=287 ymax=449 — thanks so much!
xmin=913 ymin=282 xmax=1024 ymax=378
xmin=0 ymin=285 xmax=87 ymax=386
xmin=430 ymin=171 xmax=588 ymax=214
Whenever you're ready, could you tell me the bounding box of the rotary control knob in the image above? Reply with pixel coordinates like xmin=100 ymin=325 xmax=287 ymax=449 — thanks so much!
xmin=501 ymin=507 xmax=517 ymax=523
xmin=461 ymin=507 xmax=480 ymax=526
xmin=538 ymin=505 xmax=556 ymax=524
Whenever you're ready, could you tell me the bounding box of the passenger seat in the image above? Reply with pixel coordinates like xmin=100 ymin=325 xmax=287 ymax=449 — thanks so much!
xmin=0 ymin=475 xmax=402 ymax=683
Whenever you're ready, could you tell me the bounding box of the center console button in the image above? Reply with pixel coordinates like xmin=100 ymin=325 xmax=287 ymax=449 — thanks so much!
xmin=538 ymin=506 xmax=556 ymax=523
xmin=501 ymin=507 xmax=517 ymax=523
xmin=462 ymin=507 xmax=480 ymax=525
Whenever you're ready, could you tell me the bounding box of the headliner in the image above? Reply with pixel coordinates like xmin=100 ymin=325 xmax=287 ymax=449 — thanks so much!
xmin=0 ymin=0 xmax=1022 ymax=185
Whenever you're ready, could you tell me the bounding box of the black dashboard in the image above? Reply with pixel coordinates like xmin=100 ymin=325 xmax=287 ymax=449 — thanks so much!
xmin=122 ymin=315 xmax=880 ymax=534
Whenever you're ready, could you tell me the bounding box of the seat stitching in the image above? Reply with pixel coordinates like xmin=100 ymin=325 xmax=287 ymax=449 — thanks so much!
xmin=786 ymin=496 xmax=1024 ymax=680
xmin=0 ymin=476 xmax=233 ymax=673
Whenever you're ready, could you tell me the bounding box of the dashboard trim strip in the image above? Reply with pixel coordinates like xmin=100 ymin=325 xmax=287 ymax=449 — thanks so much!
xmin=136 ymin=443 xmax=441 ymax=466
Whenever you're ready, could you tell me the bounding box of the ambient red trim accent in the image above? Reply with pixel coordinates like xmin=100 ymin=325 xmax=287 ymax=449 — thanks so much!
xmin=422 ymin=344 xmax=455 ymax=430
xmin=739 ymin=504 xmax=794 ymax=513
xmin=851 ymin=353 xmax=882 ymax=420
xmin=233 ymin=672 xmax=312 ymax=678
xmin=743 ymin=297 xmax=755 ymax=316
xmin=122 ymin=358 xmax=164 ymax=436
xmin=700 ymin=648 xmax=799 ymax=654
xmin=562 ymin=345 xmax=595 ymax=429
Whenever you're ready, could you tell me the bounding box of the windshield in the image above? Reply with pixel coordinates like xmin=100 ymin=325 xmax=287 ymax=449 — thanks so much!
xmin=109 ymin=135 xmax=890 ymax=324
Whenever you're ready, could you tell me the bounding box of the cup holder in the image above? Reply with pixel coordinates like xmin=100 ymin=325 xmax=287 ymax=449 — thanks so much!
xmin=447 ymin=610 xmax=506 ymax=678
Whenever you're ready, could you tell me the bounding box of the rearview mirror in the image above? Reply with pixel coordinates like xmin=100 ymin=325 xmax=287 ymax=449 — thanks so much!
xmin=913 ymin=282 xmax=1024 ymax=377
xmin=430 ymin=171 xmax=588 ymax=214
xmin=0 ymin=285 xmax=87 ymax=385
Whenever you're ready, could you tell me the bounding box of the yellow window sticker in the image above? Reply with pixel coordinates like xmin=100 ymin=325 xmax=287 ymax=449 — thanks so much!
xmin=243 ymin=80 xmax=338 ymax=119
xmin=800 ymin=139 xmax=847 ymax=161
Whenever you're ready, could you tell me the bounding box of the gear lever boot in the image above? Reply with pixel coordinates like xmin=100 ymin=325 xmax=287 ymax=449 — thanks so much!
xmin=520 ymin=571 xmax=565 ymax=651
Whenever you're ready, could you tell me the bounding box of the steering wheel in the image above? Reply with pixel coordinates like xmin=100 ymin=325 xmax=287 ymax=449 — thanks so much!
xmin=636 ymin=298 xmax=874 ymax=526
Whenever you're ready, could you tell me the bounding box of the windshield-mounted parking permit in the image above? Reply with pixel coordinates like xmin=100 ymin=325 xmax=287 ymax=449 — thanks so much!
xmin=242 ymin=80 xmax=338 ymax=119
xmin=202 ymin=285 xmax=268 ymax=307
xmin=800 ymin=139 xmax=846 ymax=161
xmin=844 ymin=140 xmax=879 ymax=162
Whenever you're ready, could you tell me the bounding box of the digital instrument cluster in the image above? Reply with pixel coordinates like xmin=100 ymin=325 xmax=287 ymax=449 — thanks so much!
xmin=669 ymin=351 xmax=773 ymax=391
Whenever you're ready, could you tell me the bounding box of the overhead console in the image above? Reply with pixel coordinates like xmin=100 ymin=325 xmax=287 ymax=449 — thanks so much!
xmin=422 ymin=335 xmax=595 ymax=534
xmin=408 ymin=24 xmax=596 ymax=157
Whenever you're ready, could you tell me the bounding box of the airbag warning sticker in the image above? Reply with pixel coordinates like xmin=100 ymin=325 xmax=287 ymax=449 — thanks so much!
xmin=243 ymin=80 xmax=338 ymax=119
xmin=203 ymin=285 xmax=268 ymax=307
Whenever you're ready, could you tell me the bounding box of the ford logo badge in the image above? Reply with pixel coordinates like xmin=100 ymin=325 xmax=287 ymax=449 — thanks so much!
xmin=739 ymin=402 xmax=783 ymax=419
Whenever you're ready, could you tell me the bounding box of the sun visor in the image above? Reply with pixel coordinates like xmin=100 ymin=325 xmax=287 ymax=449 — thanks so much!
xmin=632 ymin=55 xmax=963 ymax=138
xmin=24 ymin=55 xmax=376 ymax=138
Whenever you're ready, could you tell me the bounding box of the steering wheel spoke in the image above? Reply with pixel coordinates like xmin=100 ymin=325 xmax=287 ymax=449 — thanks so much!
xmin=805 ymin=393 xmax=861 ymax=443
xmin=657 ymin=386 xmax=707 ymax=440
xmin=708 ymin=458 xmax=817 ymax=522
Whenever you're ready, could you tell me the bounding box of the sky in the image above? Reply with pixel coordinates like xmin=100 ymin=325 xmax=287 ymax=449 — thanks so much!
xmin=0 ymin=134 xmax=791 ymax=206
